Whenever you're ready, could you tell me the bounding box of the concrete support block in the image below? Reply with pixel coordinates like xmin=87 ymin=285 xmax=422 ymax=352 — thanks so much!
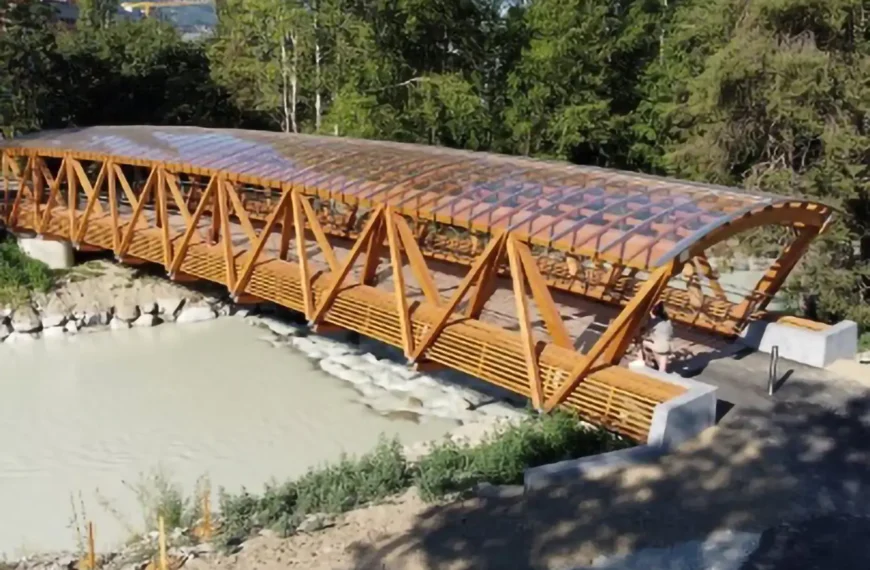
xmin=740 ymin=319 xmax=858 ymax=368
xmin=16 ymin=236 xmax=74 ymax=270
xmin=523 ymin=366 xmax=718 ymax=493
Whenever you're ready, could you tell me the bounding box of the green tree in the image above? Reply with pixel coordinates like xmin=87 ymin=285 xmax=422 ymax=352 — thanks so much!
xmin=0 ymin=0 xmax=68 ymax=136
xmin=77 ymin=0 xmax=121 ymax=29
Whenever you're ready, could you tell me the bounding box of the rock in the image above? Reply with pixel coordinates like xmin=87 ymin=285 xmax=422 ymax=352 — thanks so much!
xmin=81 ymin=307 xmax=109 ymax=327
xmin=260 ymin=316 xmax=305 ymax=337
xmin=158 ymin=297 xmax=185 ymax=317
xmin=296 ymin=513 xmax=335 ymax=533
xmin=0 ymin=322 xmax=11 ymax=341
xmin=858 ymin=351 xmax=870 ymax=364
xmin=110 ymin=317 xmax=131 ymax=330
xmin=216 ymin=302 xmax=232 ymax=317
xmin=258 ymin=528 xmax=279 ymax=540
xmin=0 ymin=305 xmax=12 ymax=319
xmin=232 ymin=307 xmax=251 ymax=318
xmin=133 ymin=314 xmax=159 ymax=327
xmin=64 ymin=320 xmax=79 ymax=334
xmin=43 ymin=325 xmax=66 ymax=339
xmin=140 ymin=300 xmax=159 ymax=315
xmin=11 ymin=305 xmax=41 ymax=333
xmin=176 ymin=303 xmax=216 ymax=324
xmin=6 ymin=331 xmax=37 ymax=343
xmin=114 ymin=301 xmax=140 ymax=323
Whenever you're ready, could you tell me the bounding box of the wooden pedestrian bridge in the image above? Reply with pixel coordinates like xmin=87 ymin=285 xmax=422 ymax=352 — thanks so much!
xmin=0 ymin=126 xmax=833 ymax=441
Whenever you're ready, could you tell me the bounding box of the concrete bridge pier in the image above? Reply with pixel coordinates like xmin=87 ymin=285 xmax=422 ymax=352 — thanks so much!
xmin=15 ymin=233 xmax=75 ymax=270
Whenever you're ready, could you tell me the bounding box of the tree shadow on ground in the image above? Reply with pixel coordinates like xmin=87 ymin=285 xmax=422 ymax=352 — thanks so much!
xmin=340 ymin=374 xmax=870 ymax=569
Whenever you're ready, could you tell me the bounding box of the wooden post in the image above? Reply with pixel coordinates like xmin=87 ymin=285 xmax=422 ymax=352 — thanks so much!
xmin=158 ymin=516 xmax=168 ymax=570
xmin=87 ymin=521 xmax=96 ymax=570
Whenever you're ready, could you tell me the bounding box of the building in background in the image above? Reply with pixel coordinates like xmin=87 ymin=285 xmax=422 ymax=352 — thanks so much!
xmin=121 ymin=1 xmax=216 ymax=39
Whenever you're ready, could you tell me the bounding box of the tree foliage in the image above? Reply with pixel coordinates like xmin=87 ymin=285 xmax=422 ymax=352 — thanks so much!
xmin=0 ymin=0 xmax=868 ymax=331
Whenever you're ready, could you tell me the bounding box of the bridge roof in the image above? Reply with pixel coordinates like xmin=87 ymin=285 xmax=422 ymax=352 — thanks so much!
xmin=1 ymin=125 xmax=831 ymax=269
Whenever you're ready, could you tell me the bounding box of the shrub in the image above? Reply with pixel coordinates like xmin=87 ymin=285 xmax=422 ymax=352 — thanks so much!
xmin=0 ymin=238 xmax=56 ymax=304
xmin=218 ymin=438 xmax=410 ymax=546
xmin=215 ymin=411 xmax=631 ymax=547
xmin=414 ymin=411 xmax=630 ymax=500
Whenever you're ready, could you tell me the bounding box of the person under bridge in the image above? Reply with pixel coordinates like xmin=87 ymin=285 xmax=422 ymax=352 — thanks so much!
xmin=636 ymin=301 xmax=673 ymax=373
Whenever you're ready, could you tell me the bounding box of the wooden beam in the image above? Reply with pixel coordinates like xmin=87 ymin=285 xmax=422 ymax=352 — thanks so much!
xmin=224 ymin=180 xmax=257 ymax=245
xmin=73 ymin=161 xmax=109 ymax=245
xmin=37 ymin=157 xmax=67 ymax=235
xmin=297 ymin=195 xmax=339 ymax=272
xmin=119 ymin=167 xmax=157 ymax=257
xmin=218 ymin=177 xmax=236 ymax=289
xmin=32 ymin=157 xmax=43 ymax=228
xmin=232 ymin=189 xmax=293 ymax=298
xmin=508 ymin=237 xmax=543 ymax=410
xmin=464 ymin=237 xmax=504 ymax=319
xmin=164 ymin=171 xmax=193 ymax=227
xmin=169 ymin=175 xmax=216 ymax=276
xmin=385 ymin=210 xmax=414 ymax=358
xmin=292 ymin=190 xmax=314 ymax=319
xmin=157 ymin=169 xmax=172 ymax=268
xmin=1 ymin=153 xmax=8 ymax=223
xmin=112 ymin=164 xmax=140 ymax=212
xmin=10 ymin=156 xmax=32 ymax=226
xmin=543 ymin=261 xmax=674 ymax=411
xmin=107 ymin=160 xmax=120 ymax=251
xmin=309 ymin=207 xmax=385 ymax=325
xmin=410 ymin=233 xmax=507 ymax=363
xmin=694 ymin=254 xmax=727 ymax=302
xmin=737 ymin=226 xmax=821 ymax=319
xmin=393 ymin=215 xmax=442 ymax=307
xmin=513 ymin=240 xmax=573 ymax=349
xmin=359 ymin=215 xmax=385 ymax=285
xmin=66 ymin=157 xmax=76 ymax=234
xmin=279 ymin=193 xmax=293 ymax=261
xmin=70 ymin=159 xmax=105 ymax=216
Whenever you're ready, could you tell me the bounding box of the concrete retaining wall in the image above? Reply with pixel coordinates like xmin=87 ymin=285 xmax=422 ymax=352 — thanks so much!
xmin=524 ymin=366 xmax=718 ymax=492
xmin=740 ymin=319 xmax=858 ymax=369
xmin=17 ymin=236 xmax=74 ymax=270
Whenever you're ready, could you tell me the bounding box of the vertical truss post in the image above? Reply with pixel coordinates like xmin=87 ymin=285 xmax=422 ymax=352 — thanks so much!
xmin=411 ymin=233 xmax=507 ymax=363
xmin=292 ymin=189 xmax=314 ymax=319
xmin=217 ymin=175 xmax=236 ymax=289
xmin=107 ymin=160 xmax=120 ymax=251
xmin=737 ymin=225 xmax=822 ymax=320
xmin=32 ymin=157 xmax=43 ymax=228
xmin=157 ymin=168 xmax=172 ymax=268
xmin=543 ymin=261 xmax=675 ymax=411
xmin=279 ymin=188 xmax=293 ymax=261
xmin=208 ymin=184 xmax=220 ymax=245
xmin=1 ymin=153 xmax=8 ymax=223
xmin=66 ymin=157 xmax=77 ymax=236
xmin=385 ymin=209 xmax=414 ymax=358
xmin=37 ymin=156 xmax=67 ymax=235
xmin=507 ymin=236 xmax=544 ymax=410
xmin=359 ymin=215 xmax=386 ymax=285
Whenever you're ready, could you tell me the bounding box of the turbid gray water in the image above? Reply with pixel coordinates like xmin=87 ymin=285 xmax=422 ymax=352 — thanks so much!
xmin=0 ymin=318 xmax=455 ymax=557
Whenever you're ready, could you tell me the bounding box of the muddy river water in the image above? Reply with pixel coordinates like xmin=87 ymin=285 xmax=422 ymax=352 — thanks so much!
xmin=0 ymin=318 xmax=454 ymax=556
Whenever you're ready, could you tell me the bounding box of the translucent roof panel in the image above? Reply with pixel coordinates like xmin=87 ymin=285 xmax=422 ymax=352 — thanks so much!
xmin=1 ymin=126 xmax=829 ymax=269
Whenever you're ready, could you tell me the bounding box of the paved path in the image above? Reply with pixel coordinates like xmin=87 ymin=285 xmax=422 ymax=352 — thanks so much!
xmin=526 ymin=352 xmax=870 ymax=569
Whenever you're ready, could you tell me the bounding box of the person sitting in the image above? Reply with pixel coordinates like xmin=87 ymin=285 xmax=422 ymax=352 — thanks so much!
xmin=638 ymin=301 xmax=673 ymax=373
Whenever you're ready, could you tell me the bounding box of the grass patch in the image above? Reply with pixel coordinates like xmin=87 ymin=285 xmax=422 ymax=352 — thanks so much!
xmin=217 ymin=411 xmax=630 ymax=547
xmin=0 ymin=238 xmax=56 ymax=305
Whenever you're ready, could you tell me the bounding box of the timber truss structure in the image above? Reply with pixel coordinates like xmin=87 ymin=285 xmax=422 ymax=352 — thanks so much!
xmin=0 ymin=127 xmax=833 ymax=441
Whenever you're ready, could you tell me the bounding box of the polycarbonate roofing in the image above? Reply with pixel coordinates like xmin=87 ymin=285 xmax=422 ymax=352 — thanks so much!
xmin=1 ymin=125 xmax=828 ymax=268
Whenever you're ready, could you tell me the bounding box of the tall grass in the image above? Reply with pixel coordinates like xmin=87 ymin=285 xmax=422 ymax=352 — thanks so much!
xmin=0 ymin=238 xmax=56 ymax=305
xmin=217 ymin=411 xmax=631 ymax=547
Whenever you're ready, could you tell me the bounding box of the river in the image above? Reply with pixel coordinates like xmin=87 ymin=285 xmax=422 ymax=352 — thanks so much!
xmin=0 ymin=318 xmax=455 ymax=557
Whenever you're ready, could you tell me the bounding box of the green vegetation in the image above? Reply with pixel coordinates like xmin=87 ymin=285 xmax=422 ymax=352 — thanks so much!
xmin=0 ymin=237 xmax=56 ymax=305
xmin=1 ymin=0 xmax=867 ymax=332
xmin=217 ymin=411 xmax=630 ymax=546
